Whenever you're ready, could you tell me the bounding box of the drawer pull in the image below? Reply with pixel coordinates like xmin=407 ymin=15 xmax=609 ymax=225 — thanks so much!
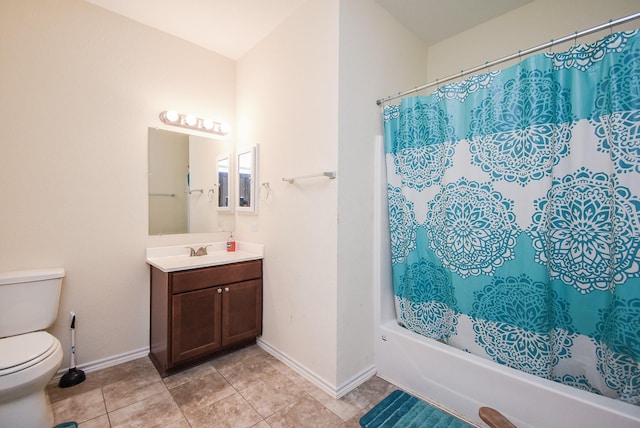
xmin=224 ymin=287 xmax=230 ymax=292
xmin=217 ymin=288 xmax=222 ymax=294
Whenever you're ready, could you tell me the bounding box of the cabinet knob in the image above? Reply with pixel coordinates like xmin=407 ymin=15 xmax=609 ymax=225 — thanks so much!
xmin=217 ymin=288 xmax=222 ymax=294
xmin=224 ymin=287 xmax=230 ymax=292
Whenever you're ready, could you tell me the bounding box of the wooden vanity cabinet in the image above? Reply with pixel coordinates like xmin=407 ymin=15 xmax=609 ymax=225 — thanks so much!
xmin=149 ymin=259 xmax=262 ymax=376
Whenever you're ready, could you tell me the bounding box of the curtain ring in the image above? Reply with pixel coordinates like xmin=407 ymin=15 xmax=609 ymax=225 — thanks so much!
xmin=549 ymin=39 xmax=554 ymax=54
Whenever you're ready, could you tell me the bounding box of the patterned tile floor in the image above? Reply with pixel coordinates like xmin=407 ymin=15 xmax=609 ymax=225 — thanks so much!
xmin=46 ymin=344 xmax=397 ymax=427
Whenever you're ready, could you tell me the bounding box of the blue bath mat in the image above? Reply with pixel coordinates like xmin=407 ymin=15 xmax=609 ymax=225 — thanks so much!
xmin=360 ymin=390 xmax=473 ymax=428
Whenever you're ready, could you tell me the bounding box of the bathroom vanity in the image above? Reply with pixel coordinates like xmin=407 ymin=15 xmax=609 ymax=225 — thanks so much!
xmin=146 ymin=242 xmax=263 ymax=376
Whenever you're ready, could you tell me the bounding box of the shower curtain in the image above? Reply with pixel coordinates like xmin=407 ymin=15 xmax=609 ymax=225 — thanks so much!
xmin=383 ymin=29 xmax=640 ymax=404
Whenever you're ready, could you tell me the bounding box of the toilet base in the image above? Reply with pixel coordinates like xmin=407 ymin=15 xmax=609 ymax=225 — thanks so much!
xmin=0 ymin=334 xmax=63 ymax=428
xmin=0 ymin=388 xmax=53 ymax=428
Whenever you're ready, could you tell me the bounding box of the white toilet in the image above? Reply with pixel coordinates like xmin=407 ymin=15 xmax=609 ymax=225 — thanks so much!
xmin=0 ymin=268 xmax=65 ymax=428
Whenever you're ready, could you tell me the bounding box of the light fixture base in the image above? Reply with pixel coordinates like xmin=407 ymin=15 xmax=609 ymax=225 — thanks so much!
xmin=159 ymin=110 xmax=228 ymax=135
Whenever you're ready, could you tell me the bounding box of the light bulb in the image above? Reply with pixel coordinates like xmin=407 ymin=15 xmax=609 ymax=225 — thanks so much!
xmin=202 ymin=118 xmax=215 ymax=130
xmin=218 ymin=123 xmax=230 ymax=134
xmin=185 ymin=115 xmax=197 ymax=126
xmin=165 ymin=110 xmax=179 ymax=122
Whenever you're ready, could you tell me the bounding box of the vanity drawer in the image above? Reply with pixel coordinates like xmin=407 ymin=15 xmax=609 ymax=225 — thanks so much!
xmin=171 ymin=260 xmax=262 ymax=294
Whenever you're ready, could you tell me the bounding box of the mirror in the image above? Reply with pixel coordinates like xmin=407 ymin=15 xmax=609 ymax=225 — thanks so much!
xmin=148 ymin=128 xmax=234 ymax=235
xmin=216 ymin=154 xmax=231 ymax=211
xmin=237 ymin=146 xmax=257 ymax=212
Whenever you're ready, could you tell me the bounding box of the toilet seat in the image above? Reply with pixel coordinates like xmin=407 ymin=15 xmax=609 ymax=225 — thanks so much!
xmin=0 ymin=332 xmax=58 ymax=376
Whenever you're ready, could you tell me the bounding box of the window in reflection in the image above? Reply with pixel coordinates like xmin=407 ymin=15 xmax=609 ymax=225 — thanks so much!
xmin=217 ymin=155 xmax=231 ymax=210
xmin=237 ymin=147 xmax=256 ymax=212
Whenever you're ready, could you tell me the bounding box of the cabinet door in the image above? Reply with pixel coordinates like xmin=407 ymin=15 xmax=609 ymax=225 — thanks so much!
xmin=172 ymin=287 xmax=222 ymax=363
xmin=222 ymin=279 xmax=262 ymax=345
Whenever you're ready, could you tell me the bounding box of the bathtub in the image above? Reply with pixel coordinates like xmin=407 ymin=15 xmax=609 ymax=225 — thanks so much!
xmin=372 ymin=137 xmax=640 ymax=428
xmin=374 ymin=320 xmax=640 ymax=428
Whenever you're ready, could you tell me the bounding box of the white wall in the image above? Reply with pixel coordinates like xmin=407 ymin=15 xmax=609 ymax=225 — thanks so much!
xmin=336 ymin=0 xmax=428 ymax=390
xmin=237 ymin=0 xmax=429 ymax=394
xmin=0 ymin=0 xmax=236 ymax=366
xmin=236 ymin=0 xmax=341 ymax=390
xmin=188 ymin=135 xmax=235 ymax=234
xmin=426 ymin=0 xmax=640 ymax=82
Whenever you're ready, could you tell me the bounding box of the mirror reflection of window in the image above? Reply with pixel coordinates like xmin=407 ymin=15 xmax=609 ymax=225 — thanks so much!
xmin=217 ymin=156 xmax=230 ymax=209
xmin=238 ymin=150 xmax=253 ymax=209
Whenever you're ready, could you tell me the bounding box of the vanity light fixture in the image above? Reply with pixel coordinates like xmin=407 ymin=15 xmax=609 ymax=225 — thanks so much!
xmin=159 ymin=110 xmax=229 ymax=135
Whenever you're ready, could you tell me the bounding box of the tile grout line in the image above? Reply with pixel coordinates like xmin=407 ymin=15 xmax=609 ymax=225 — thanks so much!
xmin=227 ymin=374 xmax=269 ymax=427
xmin=51 ymin=346 xmax=391 ymax=427
xmin=100 ymin=386 xmax=112 ymax=428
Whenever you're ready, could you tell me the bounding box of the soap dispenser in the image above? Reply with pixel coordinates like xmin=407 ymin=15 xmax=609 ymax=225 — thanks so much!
xmin=226 ymin=233 xmax=236 ymax=252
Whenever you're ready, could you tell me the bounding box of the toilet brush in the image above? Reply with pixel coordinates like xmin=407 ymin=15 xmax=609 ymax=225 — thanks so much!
xmin=59 ymin=312 xmax=86 ymax=388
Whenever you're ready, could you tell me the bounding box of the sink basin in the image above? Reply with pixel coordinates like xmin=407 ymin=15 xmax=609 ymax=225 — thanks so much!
xmin=146 ymin=242 xmax=264 ymax=272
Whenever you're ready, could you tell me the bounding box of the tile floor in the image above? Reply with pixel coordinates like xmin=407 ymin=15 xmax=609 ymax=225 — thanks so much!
xmin=46 ymin=344 xmax=398 ymax=427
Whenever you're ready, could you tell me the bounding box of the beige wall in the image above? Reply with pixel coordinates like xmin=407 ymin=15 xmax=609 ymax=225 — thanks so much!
xmin=236 ymin=0 xmax=341 ymax=388
xmin=236 ymin=0 xmax=429 ymax=393
xmin=426 ymin=0 xmax=640 ymax=83
xmin=240 ymin=0 xmax=640 ymax=395
xmin=0 ymin=0 xmax=235 ymax=365
xmin=187 ymin=135 xmax=235 ymax=234
xmin=336 ymin=0 xmax=428 ymax=389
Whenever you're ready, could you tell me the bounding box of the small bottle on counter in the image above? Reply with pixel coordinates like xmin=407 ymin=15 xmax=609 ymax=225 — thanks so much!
xmin=226 ymin=233 xmax=236 ymax=252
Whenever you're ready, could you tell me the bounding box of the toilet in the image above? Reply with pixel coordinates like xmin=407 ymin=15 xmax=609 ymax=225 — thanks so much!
xmin=0 ymin=268 xmax=65 ymax=428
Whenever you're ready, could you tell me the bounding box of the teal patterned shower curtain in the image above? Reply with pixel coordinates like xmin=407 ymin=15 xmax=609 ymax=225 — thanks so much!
xmin=383 ymin=29 xmax=640 ymax=404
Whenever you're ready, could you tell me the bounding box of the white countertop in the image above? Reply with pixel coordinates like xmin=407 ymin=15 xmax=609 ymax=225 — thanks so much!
xmin=146 ymin=241 xmax=264 ymax=272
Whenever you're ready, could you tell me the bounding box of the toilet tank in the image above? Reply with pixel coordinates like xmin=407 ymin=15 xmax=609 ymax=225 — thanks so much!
xmin=0 ymin=268 xmax=65 ymax=338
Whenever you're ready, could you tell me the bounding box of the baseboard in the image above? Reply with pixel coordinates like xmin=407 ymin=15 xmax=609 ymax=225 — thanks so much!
xmin=53 ymin=346 xmax=150 ymax=380
xmin=51 ymin=341 xmax=377 ymax=399
xmin=336 ymin=363 xmax=377 ymax=398
xmin=256 ymin=338 xmax=376 ymax=399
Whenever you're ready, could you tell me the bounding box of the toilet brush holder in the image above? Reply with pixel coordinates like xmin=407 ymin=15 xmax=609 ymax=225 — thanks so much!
xmin=59 ymin=312 xmax=86 ymax=388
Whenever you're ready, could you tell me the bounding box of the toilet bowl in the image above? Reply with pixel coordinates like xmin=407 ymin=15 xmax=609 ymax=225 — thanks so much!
xmin=0 ymin=332 xmax=64 ymax=427
xmin=0 ymin=268 xmax=65 ymax=428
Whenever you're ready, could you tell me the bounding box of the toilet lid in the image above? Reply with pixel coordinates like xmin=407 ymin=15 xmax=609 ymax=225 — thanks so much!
xmin=0 ymin=331 xmax=58 ymax=376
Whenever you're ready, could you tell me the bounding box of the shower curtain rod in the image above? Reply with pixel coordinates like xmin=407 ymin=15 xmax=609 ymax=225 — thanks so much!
xmin=376 ymin=11 xmax=640 ymax=106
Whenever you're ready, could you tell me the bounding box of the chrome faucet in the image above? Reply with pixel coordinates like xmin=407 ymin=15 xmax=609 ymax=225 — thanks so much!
xmin=195 ymin=245 xmax=211 ymax=256
xmin=186 ymin=245 xmax=212 ymax=257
